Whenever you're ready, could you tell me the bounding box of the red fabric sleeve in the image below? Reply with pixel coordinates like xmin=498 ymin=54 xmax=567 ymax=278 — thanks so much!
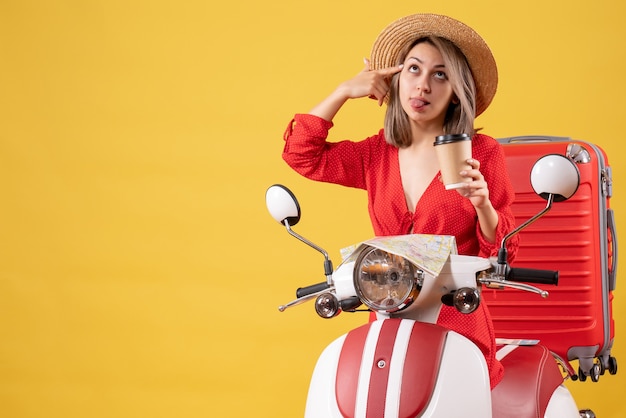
xmin=472 ymin=134 xmax=519 ymax=262
xmin=282 ymin=114 xmax=370 ymax=190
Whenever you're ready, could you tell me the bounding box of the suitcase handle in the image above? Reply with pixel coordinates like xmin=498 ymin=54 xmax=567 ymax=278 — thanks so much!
xmin=608 ymin=208 xmax=618 ymax=291
xmin=498 ymin=135 xmax=572 ymax=144
xmin=507 ymin=267 xmax=559 ymax=285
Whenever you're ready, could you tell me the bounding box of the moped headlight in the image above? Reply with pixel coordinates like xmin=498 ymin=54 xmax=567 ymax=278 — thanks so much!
xmin=354 ymin=247 xmax=421 ymax=312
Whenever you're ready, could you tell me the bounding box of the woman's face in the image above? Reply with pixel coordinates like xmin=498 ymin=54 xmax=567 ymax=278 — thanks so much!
xmin=398 ymin=42 xmax=455 ymax=129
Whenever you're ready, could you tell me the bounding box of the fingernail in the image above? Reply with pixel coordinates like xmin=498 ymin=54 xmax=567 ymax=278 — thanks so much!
xmin=399 ymin=64 xmax=404 ymax=69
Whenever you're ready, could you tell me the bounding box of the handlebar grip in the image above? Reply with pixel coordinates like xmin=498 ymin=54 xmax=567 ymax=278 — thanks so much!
xmin=507 ymin=267 xmax=559 ymax=285
xmin=296 ymin=282 xmax=331 ymax=298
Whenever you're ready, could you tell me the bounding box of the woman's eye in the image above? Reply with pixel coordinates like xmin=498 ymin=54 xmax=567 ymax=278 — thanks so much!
xmin=408 ymin=64 xmax=420 ymax=73
xmin=434 ymin=71 xmax=447 ymax=80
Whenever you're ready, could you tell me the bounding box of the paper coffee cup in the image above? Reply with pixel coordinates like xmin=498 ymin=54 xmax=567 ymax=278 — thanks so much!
xmin=433 ymin=133 xmax=472 ymax=190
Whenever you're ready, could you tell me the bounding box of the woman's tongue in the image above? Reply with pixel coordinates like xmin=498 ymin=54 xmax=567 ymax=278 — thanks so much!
xmin=410 ymin=97 xmax=429 ymax=110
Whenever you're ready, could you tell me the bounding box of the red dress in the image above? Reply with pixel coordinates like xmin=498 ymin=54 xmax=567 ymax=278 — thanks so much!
xmin=283 ymin=113 xmax=520 ymax=388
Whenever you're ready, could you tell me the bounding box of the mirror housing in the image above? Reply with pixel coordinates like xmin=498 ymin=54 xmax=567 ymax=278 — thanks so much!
xmin=266 ymin=184 xmax=301 ymax=226
xmin=530 ymin=154 xmax=580 ymax=202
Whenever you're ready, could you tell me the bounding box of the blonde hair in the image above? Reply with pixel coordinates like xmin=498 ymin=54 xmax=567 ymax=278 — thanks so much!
xmin=384 ymin=37 xmax=477 ymax=148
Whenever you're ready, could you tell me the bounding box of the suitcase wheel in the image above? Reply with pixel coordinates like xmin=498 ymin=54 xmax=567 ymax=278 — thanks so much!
xmin=576 ymin=356 xmax=617 ymax=382
xmin=598 ymin=355 xmax=618 ymax=376
xmin=577 ymin=363 xmax=601 ymax=382
xmin=608 ymin=356 xmax=618 ymax=375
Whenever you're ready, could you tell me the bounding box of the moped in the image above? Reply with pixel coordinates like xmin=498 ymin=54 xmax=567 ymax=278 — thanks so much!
xmin=266 ymin=154 xmax=596 ymax=418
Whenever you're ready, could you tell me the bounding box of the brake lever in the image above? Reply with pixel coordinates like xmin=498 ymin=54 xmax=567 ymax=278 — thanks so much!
xmin=479 ymin=277 xmax=549 ymax=298
xmin=278 ymin=287 xmax=336 ymax=312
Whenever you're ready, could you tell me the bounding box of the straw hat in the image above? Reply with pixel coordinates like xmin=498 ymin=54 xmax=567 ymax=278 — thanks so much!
xmin=370 ymin=13 xmax=497 ymax=116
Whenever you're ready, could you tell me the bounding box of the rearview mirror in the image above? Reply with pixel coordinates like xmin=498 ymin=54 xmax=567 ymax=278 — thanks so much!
xmin=265 ymin=184 xmax=301 ymax=227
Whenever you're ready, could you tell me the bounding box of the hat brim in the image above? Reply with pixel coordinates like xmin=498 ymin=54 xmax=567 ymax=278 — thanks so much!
xmin=370 ymin=13 xmax=497 ymax=116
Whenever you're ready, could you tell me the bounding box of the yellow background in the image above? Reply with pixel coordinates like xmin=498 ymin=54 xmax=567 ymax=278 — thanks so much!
xmin=0 ymin=0 xmax=624 ymax=417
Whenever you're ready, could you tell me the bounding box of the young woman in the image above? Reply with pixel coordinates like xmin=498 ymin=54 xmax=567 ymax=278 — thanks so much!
xmin=281 ymin=13 xmax=518 ymax=389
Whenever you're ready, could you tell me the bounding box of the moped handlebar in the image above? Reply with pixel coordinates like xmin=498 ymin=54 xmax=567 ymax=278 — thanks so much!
xmin=507 ymin=267 xmax=559 ymax=285
xmin=481 ymin=265 xmax=558 ymax=298
xmin=296 ymin=282 xmax=331 ymax=298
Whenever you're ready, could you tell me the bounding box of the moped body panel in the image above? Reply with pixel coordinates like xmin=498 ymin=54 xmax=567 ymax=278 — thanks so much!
xmin=305 ymin=319 xmax=492 ymax=418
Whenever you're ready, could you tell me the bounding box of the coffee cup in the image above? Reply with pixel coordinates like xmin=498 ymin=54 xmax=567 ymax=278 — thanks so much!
xmin=433 ymin=133 xmax=472 ymax=190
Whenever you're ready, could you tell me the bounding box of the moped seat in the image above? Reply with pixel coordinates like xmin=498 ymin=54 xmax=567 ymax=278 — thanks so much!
xmin=492 ymin=344 xmax=564 ymax=417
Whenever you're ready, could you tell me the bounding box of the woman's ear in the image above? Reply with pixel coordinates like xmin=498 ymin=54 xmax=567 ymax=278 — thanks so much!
xmin=451 ymin=95 xmax=460 ymax=105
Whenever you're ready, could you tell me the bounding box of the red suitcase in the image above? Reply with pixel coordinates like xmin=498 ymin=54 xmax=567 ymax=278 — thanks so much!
xmin=483 ymin=136 xmax=618 ymax=381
